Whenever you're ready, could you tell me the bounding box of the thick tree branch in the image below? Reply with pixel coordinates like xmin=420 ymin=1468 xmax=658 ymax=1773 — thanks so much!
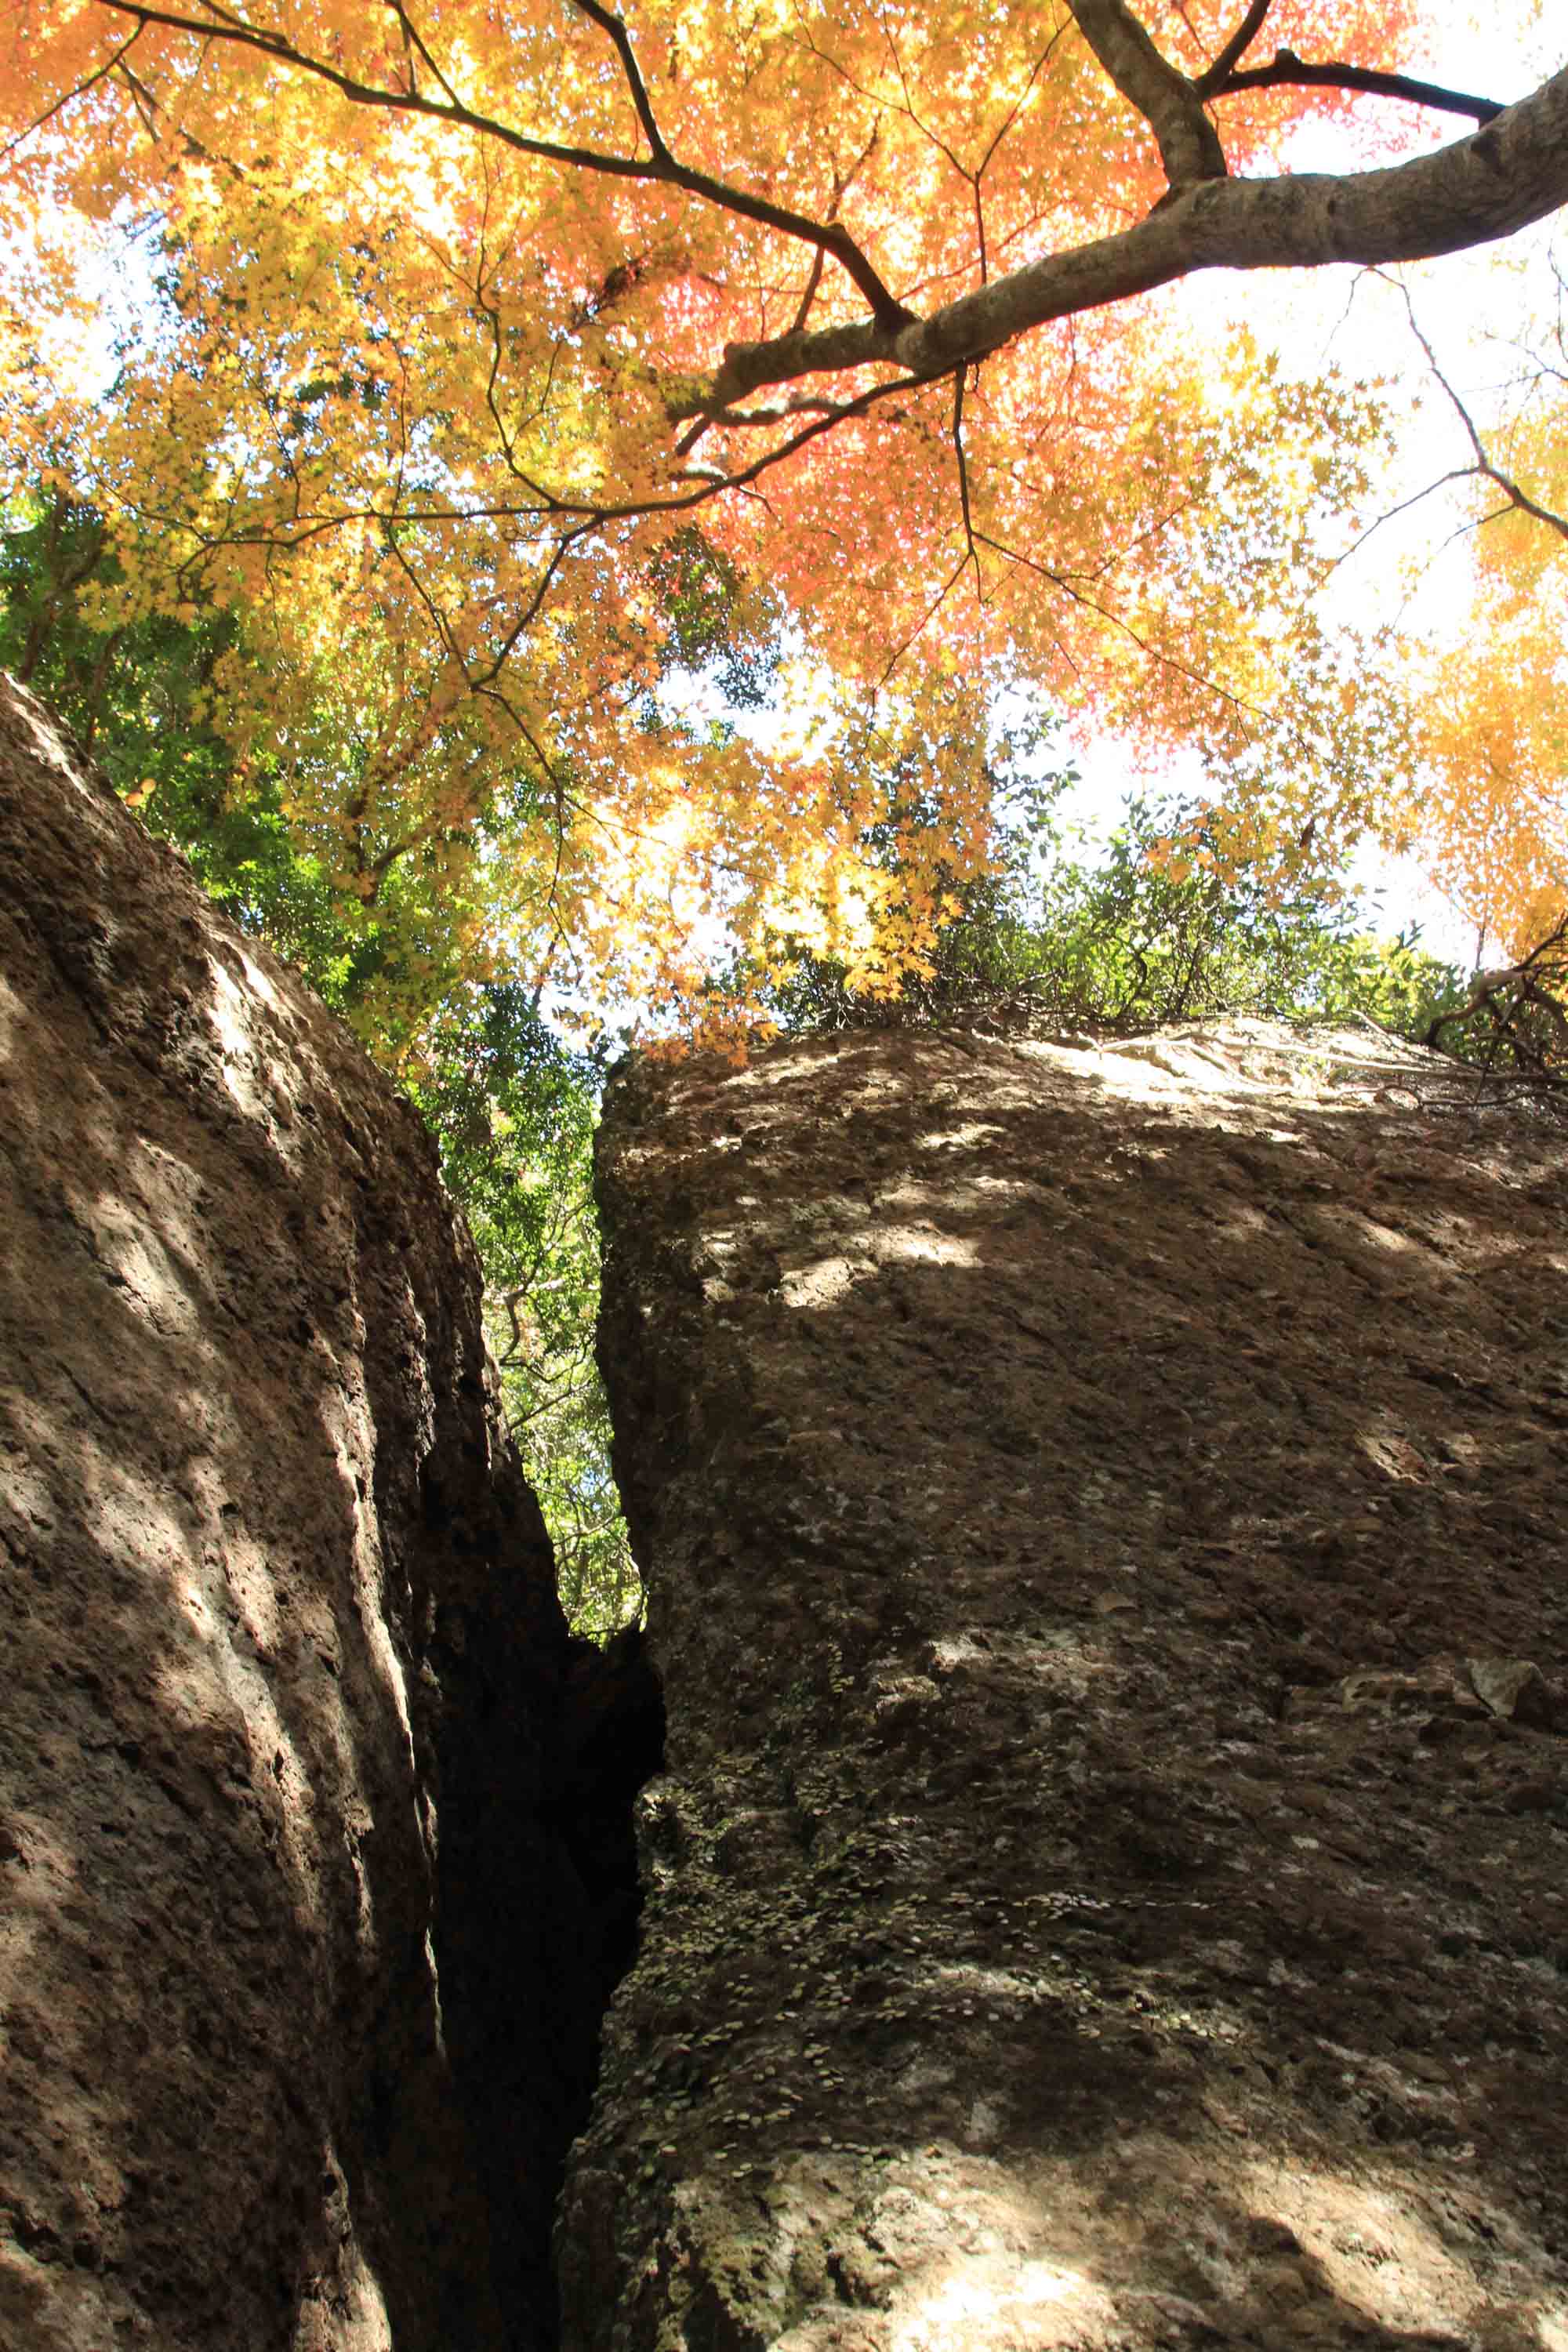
xmin=683 ymin=69 xmax=1568 ymax=419
xmin=75 ymin=0 xmax=1568 ymax=485
xmin=1065 ymin=0 xmax=1226 ymax=187
xmin=1211 ymin=49 xmax=1503 ymax=125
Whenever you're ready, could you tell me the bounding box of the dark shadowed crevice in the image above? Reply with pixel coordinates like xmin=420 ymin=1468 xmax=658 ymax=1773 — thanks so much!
xmin=426 ymin=1580 xmax=666 ymax=2350
xmin=552 ymin=1628 xmax=668 ymax=2002
xmin=534 ymin=1628 xmax=667 ymax=2343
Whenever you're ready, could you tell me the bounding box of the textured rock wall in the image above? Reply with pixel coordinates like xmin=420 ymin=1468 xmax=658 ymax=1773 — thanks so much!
xmin=0 ymin=677 xmax=609 ymax=2350
xmin=569 ymin=1025 xmax=1568 ymax=2352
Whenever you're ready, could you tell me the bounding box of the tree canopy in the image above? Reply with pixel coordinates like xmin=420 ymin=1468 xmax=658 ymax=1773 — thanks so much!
xmin=2 ymin=0 xmax=1565 ymax=1029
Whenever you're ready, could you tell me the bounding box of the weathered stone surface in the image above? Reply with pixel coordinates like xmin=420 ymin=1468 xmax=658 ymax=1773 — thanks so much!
xmin=571 ymin=1023 xmax=1568 ymax=2351
xmin=0 ymin=677 xmax=598 ymax=2350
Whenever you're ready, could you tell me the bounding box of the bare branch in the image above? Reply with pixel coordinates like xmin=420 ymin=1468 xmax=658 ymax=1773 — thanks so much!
xmin=565 ymin=0 xmax=675 ymax=164
xmin=951 ymin=371 xmax=981 ymax=597
xmin=1388 ymin=277 xmax=1568 ymax=541
xmin=875 ymin=550 xmax=970 ymax=688
xmin=383 ymin=0 xmax=459 ymax=107
xmin=1425 ymin=912 xmax=1568 ymax=1092
xmin=1325 ymin=465 xmax=1504 ymax=577
xmin=1210 ymin=49 xmax=1503 ymax=126
xmin=2 ymin=24 xmax=145 ymax=161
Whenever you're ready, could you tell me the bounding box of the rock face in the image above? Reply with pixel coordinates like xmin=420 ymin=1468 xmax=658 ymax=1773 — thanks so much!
xmin=0 ymin=676 xmax=656 ymax=2352
xmin=571 ymin=1025 xmax=1568 ymax=2351
xmin=9 ymin=669 xmax=1568 ymax=2352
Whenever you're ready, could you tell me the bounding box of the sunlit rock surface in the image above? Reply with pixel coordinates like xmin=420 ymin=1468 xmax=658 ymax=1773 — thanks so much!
xmin=570 ymin=1023 xmax=1568 ymax=2352
xmin=0 ymin=675 xmax=584 ymax=2351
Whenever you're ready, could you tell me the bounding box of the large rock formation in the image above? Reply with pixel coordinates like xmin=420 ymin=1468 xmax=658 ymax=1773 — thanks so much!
xmin=571 ymin=1025 xmax=1568 ymax=2351
xmin=8 ymin=659 xmax=1568 ymax=2352
xmin=0 ymin=676 xmax=659 ymax=2352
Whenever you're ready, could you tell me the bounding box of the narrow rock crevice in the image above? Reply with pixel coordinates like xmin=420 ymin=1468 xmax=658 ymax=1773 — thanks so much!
xmin=452 ymin=1620 xmax=666 ymax=2349
xmin=416 ymin=1596 xmax=665 ymax=2350
xmin=535 ymin=1628 xmax=667 ymax=2343
xmin=551 ymin=1627 xmax=668 ymax=2006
